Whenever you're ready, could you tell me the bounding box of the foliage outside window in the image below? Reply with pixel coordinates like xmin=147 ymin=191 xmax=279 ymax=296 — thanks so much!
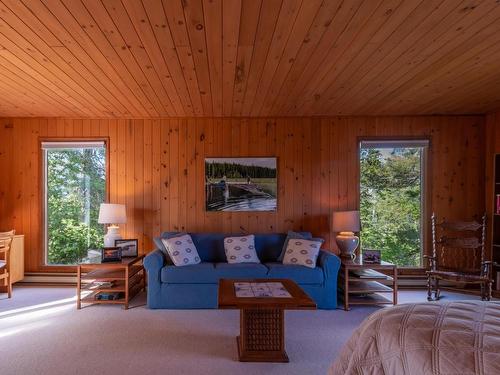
xmin=359 ymin=141 xmax=427 ymax=267
xmin=43 ymin=142 xmax=106 ymax=265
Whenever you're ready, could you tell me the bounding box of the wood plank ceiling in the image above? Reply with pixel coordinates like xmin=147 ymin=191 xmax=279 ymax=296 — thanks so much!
xmin=0 ymin=0 xmax=499 ymax=118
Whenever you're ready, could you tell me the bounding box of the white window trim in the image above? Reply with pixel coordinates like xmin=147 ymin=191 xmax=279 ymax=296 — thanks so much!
xmin=41 ymin=141 xmax=105 ymax=150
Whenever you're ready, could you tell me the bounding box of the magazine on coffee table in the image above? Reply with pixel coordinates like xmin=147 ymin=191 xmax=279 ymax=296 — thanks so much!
xmin=234 ymin=282 xmax=292 ymax=298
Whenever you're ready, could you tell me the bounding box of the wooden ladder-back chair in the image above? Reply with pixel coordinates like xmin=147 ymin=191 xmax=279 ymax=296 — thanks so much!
xmin=426 ymin=213 xmax=491 ymax=301
xmin=0 ymin=236 xmax=12 ymax=298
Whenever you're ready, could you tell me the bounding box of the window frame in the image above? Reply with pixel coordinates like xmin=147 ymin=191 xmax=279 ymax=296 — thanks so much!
xmin=39 ymin=137 xmax=110 ymax=272
xmin=357 ymin=136 xmax=431 ymax=274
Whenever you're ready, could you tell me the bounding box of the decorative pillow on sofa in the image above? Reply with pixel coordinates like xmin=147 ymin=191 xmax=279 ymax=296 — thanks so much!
xmin=283 ymin=238 xmax=323 ymax=269
xmin=161 ymin=234 xmax=201 ymax=266
xmin=224 ymin=235 xmax=260 ymax=264
xmin=278 ymin=231 xmax=318 ymax=261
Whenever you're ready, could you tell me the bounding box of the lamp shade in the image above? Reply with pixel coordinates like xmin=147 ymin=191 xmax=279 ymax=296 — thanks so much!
xmin=331 ymin=210 xmax=360 ymax=232
xmin=98 ymin=203 xmax=127 ymax=224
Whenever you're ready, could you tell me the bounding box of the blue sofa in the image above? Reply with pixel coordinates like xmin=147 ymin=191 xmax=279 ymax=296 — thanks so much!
xmin=144 ymin=232 xmax=341 ymax=309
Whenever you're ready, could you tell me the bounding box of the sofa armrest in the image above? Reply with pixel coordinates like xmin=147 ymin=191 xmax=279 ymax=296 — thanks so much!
xmin=318 ymin=250 xmax=341 ymax=281
xmin=144 ymin=249 xmax=166 ymax=283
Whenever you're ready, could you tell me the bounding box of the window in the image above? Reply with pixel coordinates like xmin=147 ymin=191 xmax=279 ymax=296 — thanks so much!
xmin=359 ymin=140 xmax=428 ymax=267
xmin=42 ymin=141 xmax=107 ymax=265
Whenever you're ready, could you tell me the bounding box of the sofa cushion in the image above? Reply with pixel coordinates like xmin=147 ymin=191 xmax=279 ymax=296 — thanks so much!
xmin=224 ymin=235 xmax=260 ymax=263
xmin=161 ymin=262 xmax=217 ymax=284
xmin=161 ymin=234 xmax=201 ymax=266
xmin=265 ymin=262 xmax=324 ymax=284
xmin=214 ymin=262 xmax=269 ymax=279
xmin=253 ymin=233 xmax=287 ymax=262
xmin=277 ymin=231 xmax=313 ymax=261
xmin=283 ymin=238 xmax=323 ymax=269
xmin=189 ymin=233 xmax=228 ymax=262
xmin=154 ymin=232 xmax=188 ymax=264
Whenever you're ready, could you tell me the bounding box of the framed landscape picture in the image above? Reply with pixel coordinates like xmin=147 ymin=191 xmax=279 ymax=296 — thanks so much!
xmin=205 ymin=157 xmax=277 ymax=212
xmin=114 ymin=239 xmax=138 ymax=257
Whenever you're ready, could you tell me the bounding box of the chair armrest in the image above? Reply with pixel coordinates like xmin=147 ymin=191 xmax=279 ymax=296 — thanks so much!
xmin=317 ymin=250 xmax=341 ymax=280
xmin=144 ymin=249 xmax=166 ymax=282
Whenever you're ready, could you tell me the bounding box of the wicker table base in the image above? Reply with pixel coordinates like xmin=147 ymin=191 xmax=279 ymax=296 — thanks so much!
xmin=218 ymin=278 xmax=316 ymax=363
xmin=237 ymin=308 xmax=288 ymax=362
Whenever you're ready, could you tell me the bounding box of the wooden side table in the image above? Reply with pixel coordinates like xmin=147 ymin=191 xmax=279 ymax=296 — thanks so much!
xmin=77 ymin=255 xmax=145 ymax=309
xmin=340 ymin=258 xmax=398 ymax=311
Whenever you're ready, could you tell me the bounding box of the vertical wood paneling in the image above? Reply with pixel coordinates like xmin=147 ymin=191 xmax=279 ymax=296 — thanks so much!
xmin=0 ymin=116 xmax=486 ymax=272
xmin=485 ymin=111 xmax=500 ymax=262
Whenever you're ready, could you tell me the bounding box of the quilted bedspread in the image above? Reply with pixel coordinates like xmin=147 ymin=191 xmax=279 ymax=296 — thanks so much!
xmin=329 ymin=301 xmax=500 ymax=375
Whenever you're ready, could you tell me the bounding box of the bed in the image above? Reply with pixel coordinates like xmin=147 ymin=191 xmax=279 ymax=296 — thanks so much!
xmin=329 ymin=301 xmax=500 ymax=375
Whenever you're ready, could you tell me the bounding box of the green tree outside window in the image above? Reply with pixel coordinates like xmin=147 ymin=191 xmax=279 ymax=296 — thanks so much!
xmin=46 ymin=147 xmax=106 ymax=264
xmin=360 ymin=147 xmax=423 ymax=267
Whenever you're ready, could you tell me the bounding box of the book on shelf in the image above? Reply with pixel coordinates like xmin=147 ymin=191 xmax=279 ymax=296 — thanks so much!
xmin=87 ymin=281 xmax=115 ymax=290
xmin=95 ymin=292 xmax=123 ymax=301
xmin=350 ymin=269 xmax=387 ymax=279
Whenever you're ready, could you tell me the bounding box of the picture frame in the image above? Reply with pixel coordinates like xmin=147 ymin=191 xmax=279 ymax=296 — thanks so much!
xmin=362 ymin=249 xmax=381 ymax=264
xmin=101 ymin=247 xmax=122 ymax=263
xmin=114 ymin=239 xmax=138 ymax=257
xmin=205 ymin=157 xmax=277 ymax=212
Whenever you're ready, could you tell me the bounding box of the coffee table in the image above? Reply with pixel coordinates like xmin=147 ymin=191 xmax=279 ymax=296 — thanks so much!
xmin=218 ymin=278 xmax=316 ymax=362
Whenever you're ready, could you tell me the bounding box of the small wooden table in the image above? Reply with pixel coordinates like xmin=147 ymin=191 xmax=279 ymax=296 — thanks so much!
xmin=77 ymin=255 xmax=145 ymax=309
xmin=218 ymin=278 xmax=316 ymax=362
xmin=341 ymin=258 xmax=398 ymax=311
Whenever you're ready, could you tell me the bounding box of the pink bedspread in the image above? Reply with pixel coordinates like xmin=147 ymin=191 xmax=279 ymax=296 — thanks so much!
xmin=329 ymin=301 xmax=500 ymax=375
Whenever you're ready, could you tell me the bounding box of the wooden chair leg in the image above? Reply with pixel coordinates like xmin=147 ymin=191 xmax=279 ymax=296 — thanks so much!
xmin=7 ymin=272 xmax=12 ymax=298
xmin=427 ymin=275 xmax=433 ymax=301
xmin=483 ymin=281 xmax=492 ymax=301
xmin=434 ymin=279 xmax=440 ymax=300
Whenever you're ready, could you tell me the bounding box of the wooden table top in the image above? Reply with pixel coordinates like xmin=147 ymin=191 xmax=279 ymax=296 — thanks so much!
xmin=78 ymin=255 xmax=144 ymax=268
xmin=342 ymin=257 xmax=396 ymax=269
xmin=218 ymin=278 xmax=316 ymax=310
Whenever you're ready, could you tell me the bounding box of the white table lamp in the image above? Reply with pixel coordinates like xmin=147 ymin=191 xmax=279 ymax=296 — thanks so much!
xmin=98 ymin=203 xmax=127 ymax=247
xmin=332 ymin=210 xmax=361 ymax=260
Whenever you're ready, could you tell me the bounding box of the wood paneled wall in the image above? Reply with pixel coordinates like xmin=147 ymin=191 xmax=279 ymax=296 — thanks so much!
xmin=485 ymin=111 xmax=500 ymax=260
xmin=0 ymin=116 xmax=485 ymax=273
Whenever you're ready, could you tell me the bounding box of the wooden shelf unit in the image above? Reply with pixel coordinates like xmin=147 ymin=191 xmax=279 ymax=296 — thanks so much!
xmin=340 ymin=258 xmax=398 ymax=311
xmin=77 ymin=256 xmax=145 ymax=309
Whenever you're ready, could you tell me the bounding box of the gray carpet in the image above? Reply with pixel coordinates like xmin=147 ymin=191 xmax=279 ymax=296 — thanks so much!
xmin=0 ymin=287 xmax=481 ymax=375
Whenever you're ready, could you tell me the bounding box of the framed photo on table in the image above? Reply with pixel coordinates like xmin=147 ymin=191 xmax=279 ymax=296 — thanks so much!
xmin=101 ymin=247 xmax=122 ymax=262
xmin=114 ymin=239 xmax=138 ymax=257
xmin=362 ymin=249 xmax=381 ymax=264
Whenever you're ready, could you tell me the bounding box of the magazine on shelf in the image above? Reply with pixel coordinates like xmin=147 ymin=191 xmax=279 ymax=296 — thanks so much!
xmin=87 ymin=281 xmax=115 ymax=290
xmin=234 ymin=282 xmax=292 ymax=298
xmin=350 ymin=269 xmax=387 ymax=279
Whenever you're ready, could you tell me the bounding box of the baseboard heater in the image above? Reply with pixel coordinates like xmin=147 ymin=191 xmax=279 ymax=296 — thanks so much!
xmin=20 ymin=273 xmax=433 ymax=288
xmin=20 ymin=272 xmax=77 ymax=285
